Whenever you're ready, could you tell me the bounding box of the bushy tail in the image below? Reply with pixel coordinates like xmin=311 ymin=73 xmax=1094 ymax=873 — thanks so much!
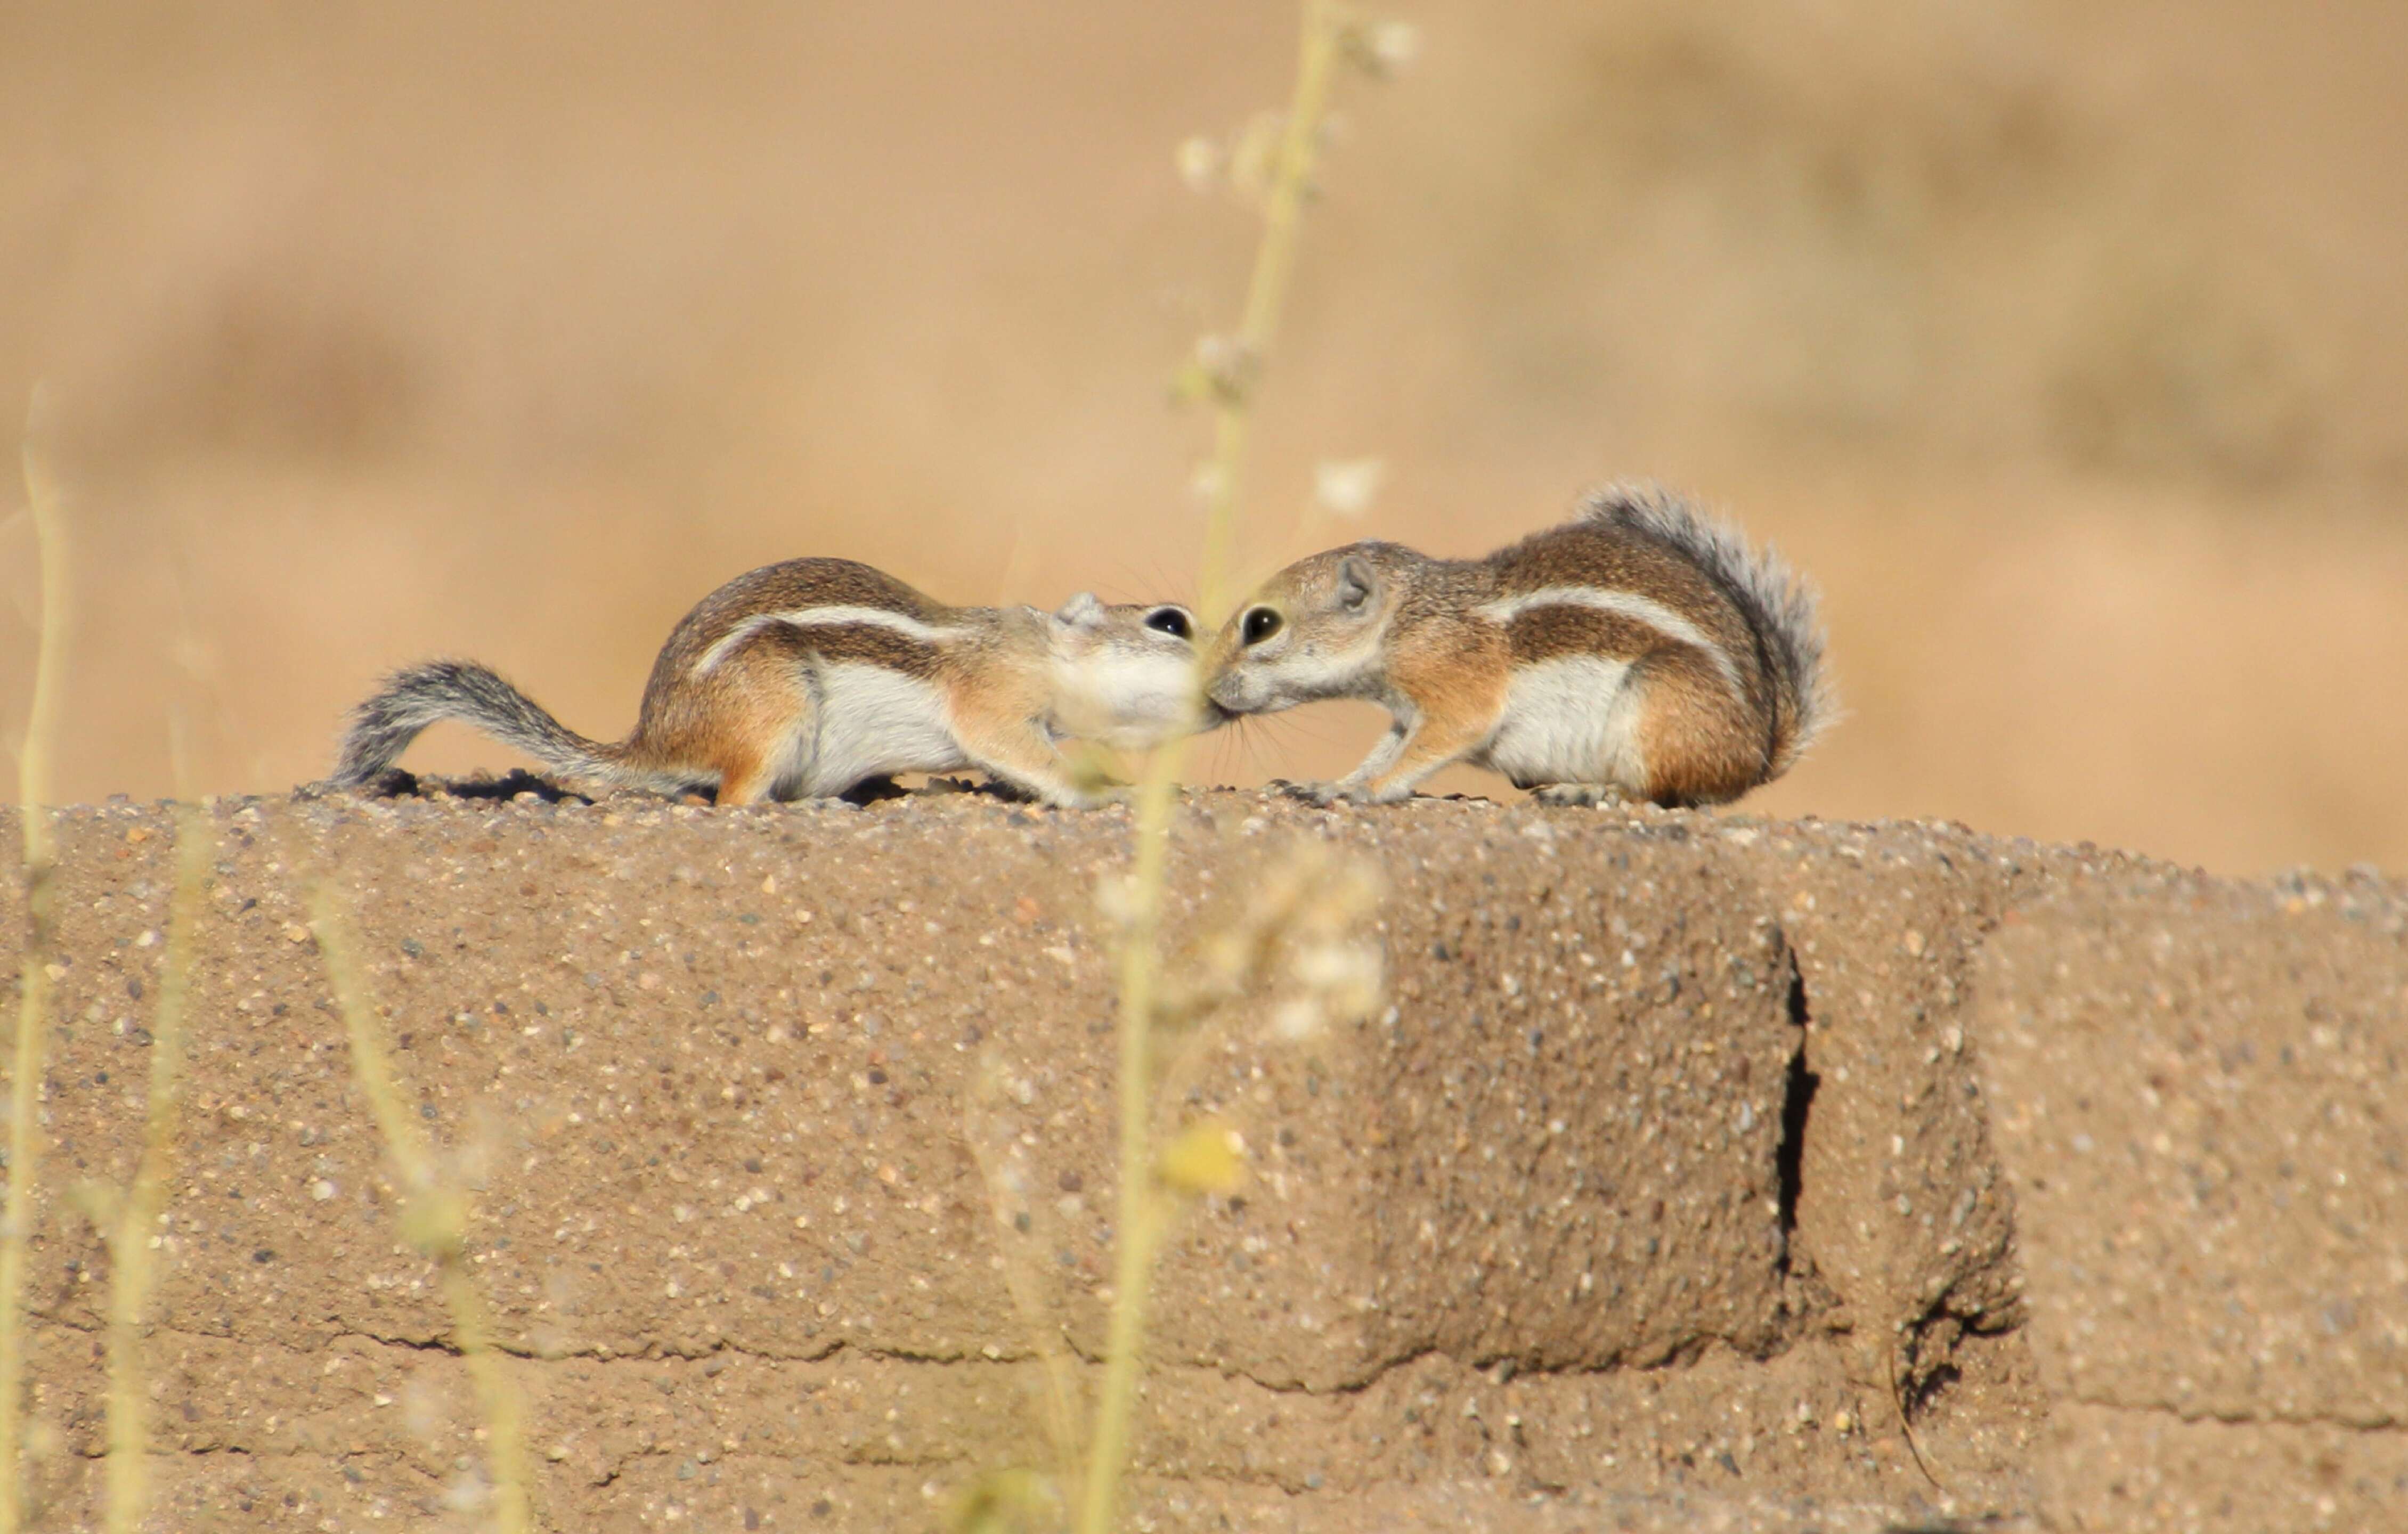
xmin=1581 ymin=484 xmax=1838 ymax=779
xmin=329 ymin=659 xmax=654 ymax=792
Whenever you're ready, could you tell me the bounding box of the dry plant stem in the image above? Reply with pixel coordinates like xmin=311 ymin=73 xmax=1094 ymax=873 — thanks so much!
xmin=1076 ymin=8 xmax=1346 ymax=1533
xmin=308 ymin=888 xmax=531 ymax=1534
xmin=103 ymin=526 xmax=220 ymax=1531
xmin=1075 ymin=755 xmax=1184 ymax=1534
xmin=1195 ymin=0 xmax=1344 ymax=617
xmin=1 ymin=395 xmax=70 ymax=1534
xmin=101 ymin=795 xmax=211 ymax=1534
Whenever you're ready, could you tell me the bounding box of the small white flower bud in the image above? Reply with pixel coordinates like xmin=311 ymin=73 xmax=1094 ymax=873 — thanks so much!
xmin=1175 ymin=135 xmax=1223 ymax=193
xmin=1313 ymin=458 xmax=1387 ymax=518
xmin=1344 ymin=19 xmax=1421 ymax=79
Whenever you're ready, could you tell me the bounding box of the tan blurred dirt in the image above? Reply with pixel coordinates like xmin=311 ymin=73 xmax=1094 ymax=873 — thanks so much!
xmin=1 ymin=782 xmax=2400 ymax=1531
xmin=5 ymin=1 xmax=2408 ymax=874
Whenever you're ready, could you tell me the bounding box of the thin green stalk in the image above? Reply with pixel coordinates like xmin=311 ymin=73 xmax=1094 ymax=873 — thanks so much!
xmin=2 ymin=388 xmax=70 ymax=1534
xmin=1075 ymin=7 xmax=1348 ymax=1532
xmin=309 ymin=888 xmax=529 ymax=1534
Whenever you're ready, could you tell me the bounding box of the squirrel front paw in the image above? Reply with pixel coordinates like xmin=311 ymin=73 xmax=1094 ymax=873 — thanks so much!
xmin=1035 ymin=778 xmax=1133 ymax=810
xmin=1272 ymin=778 xmax=1346 ymax=806
xmin=1276 ymin=778 xmax=1411 ymax=807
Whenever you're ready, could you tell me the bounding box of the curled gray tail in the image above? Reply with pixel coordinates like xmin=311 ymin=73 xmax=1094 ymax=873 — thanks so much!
xmin=1580 ymin=483 xmax=1837 ymax=778
xmin=329 ymin=659 xmax=631 ymax=791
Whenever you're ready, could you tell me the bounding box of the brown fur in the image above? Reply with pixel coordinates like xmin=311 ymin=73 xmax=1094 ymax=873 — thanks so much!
xmin=609 ymin=560 xmax=977 ymax=804
xmin=1203 ymin=486 xmax=1831 ymax=806
xmin=942 ymin=652 xmax=1079 ymax=794
xmin=330 ymin=558 xmax=1201 ymax=807
xmin=1624 ymin=646 xmax=1767 ymax=806
xmin=1501 ymin=605 xmax=1679 ymax=664
xmin=1361 ymin=616 xmax=1512 ymax=799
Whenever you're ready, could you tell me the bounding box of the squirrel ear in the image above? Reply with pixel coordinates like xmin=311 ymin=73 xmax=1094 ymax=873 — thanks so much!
xmin=1336 ymin=555 xmax=1378 ymax=612
xmin=1052 ymin=591 xmax=1107 ymax=629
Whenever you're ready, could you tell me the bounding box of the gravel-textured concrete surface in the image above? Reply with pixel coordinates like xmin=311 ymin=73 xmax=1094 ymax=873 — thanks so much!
xmin=1976 ymin=868 xmax=2408 ymax=1530
xmin=1 ymin=784 xmax=2402 ymax=1532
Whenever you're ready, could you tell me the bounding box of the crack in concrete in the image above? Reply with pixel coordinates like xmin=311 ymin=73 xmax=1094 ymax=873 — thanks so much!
xmin=1774 ymin=946 xmax=1818 ymax=1285
xmin=2064 ymin=1393 xmax=2406 ymax=1437
xmin=27 ymin=1311 xmax=1838 ymax=1411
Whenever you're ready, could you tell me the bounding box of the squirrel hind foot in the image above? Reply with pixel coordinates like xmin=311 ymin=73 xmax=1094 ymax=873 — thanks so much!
xmin=1278 ymin=779 xmax=1417 ymax=807
xmin=1530 ymin=781 xmax=1634 ymax=809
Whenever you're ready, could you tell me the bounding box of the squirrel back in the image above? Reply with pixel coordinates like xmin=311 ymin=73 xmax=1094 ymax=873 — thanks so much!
xmin=328 ymin=557 xmax=1207 ymax=806
xmin=1200 ymin=484 xmax=1833 ymax=806
xmin=1563 ymin=484 xmax=1834 ymax=781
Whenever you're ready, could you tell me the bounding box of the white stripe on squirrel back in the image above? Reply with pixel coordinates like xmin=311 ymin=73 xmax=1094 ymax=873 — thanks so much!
xmin=692 ymin=607 xmax=962 ymax=677
xmin=1474 ymin=586 xmax=1743 ymax=700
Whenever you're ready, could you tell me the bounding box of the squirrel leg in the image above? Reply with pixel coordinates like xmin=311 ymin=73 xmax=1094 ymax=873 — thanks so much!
xmin=947 ymin=672 xmax=1123 ymax=809
xmin=1347 ymin=708 xmax=1495 ymax=804
xmin=958 ymin=720 xmax=1114 ymax=810
xmin=715 ymin=756 xmax=775 ymax=807
xmin=628 ymin=640 xmax=818 ymax=806
xmin=707 ymin=706 xmax=813 ymax=805
xmin=1341 ymin=641 xmax=1510 ymax=804
xmin=1346 ymin=719 xmax=1411 ymax=784
xmin=1286 ymin=719 xmax=1410 ymax=804
xmin=1344 ymin=635 xmax=1509 ymax=804
xmin=1627 ymin=647 xmax=1771 ymax=807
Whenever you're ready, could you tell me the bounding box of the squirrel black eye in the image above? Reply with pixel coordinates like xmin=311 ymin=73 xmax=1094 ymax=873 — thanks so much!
xmin=1144 ymin=607 xmax=1192 ymax=641
xmin=1241 ymin=608 xmax=1282 ymax=646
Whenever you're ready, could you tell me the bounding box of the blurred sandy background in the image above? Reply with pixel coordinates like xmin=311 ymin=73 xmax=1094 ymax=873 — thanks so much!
xmin=2 ymin=0 xmax=2403 ymax=875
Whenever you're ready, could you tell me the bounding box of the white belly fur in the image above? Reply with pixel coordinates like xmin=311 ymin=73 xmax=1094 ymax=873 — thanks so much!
xmin=785 ymin=663 xmax=967 ymax=796
xmin=1477 ymin=656 xmax=1648 ymax=791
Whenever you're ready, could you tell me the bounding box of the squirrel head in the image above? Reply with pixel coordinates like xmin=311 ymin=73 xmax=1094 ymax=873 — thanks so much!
xmin=1044 ymin=592 xmax=1217 ymax=748
xmin=1204 ymin=545 xmax=1402 ymax=715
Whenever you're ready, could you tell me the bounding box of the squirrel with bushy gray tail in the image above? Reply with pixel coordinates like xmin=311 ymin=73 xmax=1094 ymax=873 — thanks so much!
xmin=329 ymin=557 xmax=1208 ymax=807
xmin=1202 ymin=484 xmax=1833 ymax=807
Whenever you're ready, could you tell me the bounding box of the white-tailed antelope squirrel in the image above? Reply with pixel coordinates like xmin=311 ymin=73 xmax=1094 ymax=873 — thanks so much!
xmin=329 ymin=558 xmax=1209 ymax=807
xmin=1202 ymin=485 xmax=1833 ymax=807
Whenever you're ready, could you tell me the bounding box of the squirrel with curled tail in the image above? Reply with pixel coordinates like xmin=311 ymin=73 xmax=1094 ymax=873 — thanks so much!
xmin=1201 ymin=485 xmax=1834 ymax=807
xmin=328 ymin=557 xmax=1209 ymax=808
